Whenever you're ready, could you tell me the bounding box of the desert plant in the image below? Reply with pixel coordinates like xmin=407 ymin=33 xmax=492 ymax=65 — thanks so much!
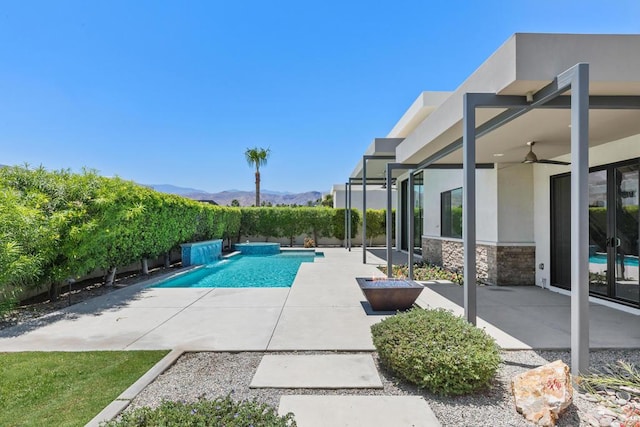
xmin=371 ymin=308 xmax=500 ymax=395
xmin=580 ymin=361 xmax=640 ymax=426
xmin=102 ymin=396 xmax=296 ymax=427
xmin=378 ymin=262 xmax=464 ymax=285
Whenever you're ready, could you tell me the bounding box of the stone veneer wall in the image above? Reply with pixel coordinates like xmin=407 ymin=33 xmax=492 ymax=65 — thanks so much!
xmin=422 ymin=237 xmax=535 ymax=285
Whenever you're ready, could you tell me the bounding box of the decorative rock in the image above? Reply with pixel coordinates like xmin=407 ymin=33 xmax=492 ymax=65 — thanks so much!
xmin=616 ymin=390 xmax=631 ymax=401
xmin=599 ymin=416 xmax=613 ymax=426
xmin=512 ymin=360 xmax=573 ymax=426
xmin=585 ymin=413 xmax=601 ymax=427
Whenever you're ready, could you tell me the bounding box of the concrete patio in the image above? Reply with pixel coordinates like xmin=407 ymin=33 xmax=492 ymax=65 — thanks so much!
xmin=0 ymin=248 xmax=386 ymax=352
xmin=0 ymin=247 xmax=637 ymax=352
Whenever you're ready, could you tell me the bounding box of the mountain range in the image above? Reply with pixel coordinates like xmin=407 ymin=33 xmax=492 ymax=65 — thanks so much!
xmin=149 ymin=184 xmax=323 ymax=206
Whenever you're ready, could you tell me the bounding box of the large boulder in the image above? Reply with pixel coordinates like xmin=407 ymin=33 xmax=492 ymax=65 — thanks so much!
xmin=512 ymin=360 xmax=573 ymax=426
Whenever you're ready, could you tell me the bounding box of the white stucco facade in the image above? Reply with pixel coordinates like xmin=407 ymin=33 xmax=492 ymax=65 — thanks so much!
xmin=331 ymin=184 xmax=396 ymax=210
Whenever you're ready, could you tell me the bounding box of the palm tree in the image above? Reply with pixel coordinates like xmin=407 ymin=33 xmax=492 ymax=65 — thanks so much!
xmin=244 ymin=147 xmax=271 ymax=207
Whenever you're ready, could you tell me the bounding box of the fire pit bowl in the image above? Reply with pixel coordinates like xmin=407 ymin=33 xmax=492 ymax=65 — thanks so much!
xmin=356 ymin=277 xmax=424 ymax=311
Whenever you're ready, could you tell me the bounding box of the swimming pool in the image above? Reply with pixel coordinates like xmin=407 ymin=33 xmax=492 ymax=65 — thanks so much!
xmin=589 ymin=253 xmax=639 ymax=267
xmin=153 ymin=251 xmax=320 ymax=288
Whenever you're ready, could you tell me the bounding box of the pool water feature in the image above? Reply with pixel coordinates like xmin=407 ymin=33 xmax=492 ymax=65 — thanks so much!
xmin=180 ymin=239 xmax=222 ymax=267
xmin=154 ymin=251 xmax=321 ymax=288
xmin=234 ymin=242 xmax=280 ymax=255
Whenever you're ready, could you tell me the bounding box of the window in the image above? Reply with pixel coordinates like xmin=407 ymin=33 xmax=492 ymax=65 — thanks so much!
xmin=441 ymin=188 xmax=462 ymax=238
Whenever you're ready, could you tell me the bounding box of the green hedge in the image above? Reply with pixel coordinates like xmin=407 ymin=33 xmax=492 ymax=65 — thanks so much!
xmin=239 ymin=207 xmax=361 ymax=243
xmin=365 ymin=209 xmax=395 ymax=244
xmin=0 ymin=166 xmax=241 ymax=307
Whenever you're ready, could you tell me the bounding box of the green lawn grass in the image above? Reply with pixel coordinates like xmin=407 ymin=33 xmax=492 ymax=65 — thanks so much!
xmin=0 ymin=350 xmax=169 ymax=427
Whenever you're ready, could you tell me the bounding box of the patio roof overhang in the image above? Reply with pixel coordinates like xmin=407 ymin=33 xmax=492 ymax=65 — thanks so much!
xmin=349 ymin=137 xmax=403 ymax=181
xmin=395 ymin=34 xmax=640 ymax=167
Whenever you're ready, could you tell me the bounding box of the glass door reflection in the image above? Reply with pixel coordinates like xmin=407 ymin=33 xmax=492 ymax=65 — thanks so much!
xmin=613 ymin=164 xmax=639 ymax=304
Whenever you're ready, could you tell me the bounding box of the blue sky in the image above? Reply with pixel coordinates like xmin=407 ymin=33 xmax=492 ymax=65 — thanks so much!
xmin=2 ymin=1 xmax=639 ymax=194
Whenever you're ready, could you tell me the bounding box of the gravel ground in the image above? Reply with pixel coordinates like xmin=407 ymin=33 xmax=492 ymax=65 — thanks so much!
xmin=128 ymin=349 xmax=640 ymax=426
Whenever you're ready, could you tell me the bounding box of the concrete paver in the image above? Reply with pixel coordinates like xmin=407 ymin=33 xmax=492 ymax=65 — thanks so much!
xmin=126 ymin=306 xmax=283 ymax=351
xmin=278 ymin=395 xmax=441 ymax=427
xmin=267 ymin=307 xmax=380 ymax=351
xmin=250 ymin=354 xmax=382 ymax=389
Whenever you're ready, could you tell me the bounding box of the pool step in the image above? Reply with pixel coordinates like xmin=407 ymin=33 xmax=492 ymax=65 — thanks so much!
xmin=249 ymin=354 xmax=383 ymax=389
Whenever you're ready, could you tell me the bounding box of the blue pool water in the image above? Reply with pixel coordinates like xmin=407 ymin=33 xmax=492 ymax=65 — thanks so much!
xmin=589 ymin=253 xmax=639 ymax=267
xmin=154 ymin=251 xmax=320 ymax=288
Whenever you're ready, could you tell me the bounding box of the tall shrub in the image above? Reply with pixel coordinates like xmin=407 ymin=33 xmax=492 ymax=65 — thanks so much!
xmin=332 ymin=208 xmax=361 ymax=241
xmin=0 ymin=166 xmax=243 ymax=306
xmin=365 ymin=209 xmax=386 ymax=245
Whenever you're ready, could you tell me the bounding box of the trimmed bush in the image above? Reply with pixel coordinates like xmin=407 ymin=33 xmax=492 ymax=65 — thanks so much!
xmin=371 ymin=308 xmax=500 ymax=396
xmin=103 ymin=396 xmax=296 ymax=426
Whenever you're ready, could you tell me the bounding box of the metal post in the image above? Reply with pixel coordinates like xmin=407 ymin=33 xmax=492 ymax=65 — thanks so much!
xmin=344 ymin=182 xmax=348 ymax=249
xmin=570 ymin=63 xmax=590 ymax=376
xmin=347 ymin=182 xmax=352 ymax=251
xmin=386 ymin=163 xmax=393 ymax=278
xmin=463 ymin=93 xmax=477 ymax=325
xmin=362 ymin=158 xmax=367 ymax=264
xmin=408 ymin=171 xmax=415 ymax=280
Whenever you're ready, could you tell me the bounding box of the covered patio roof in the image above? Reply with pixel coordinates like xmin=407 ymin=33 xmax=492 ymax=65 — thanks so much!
xmin=394 ymin=33 xmax=640 ymax=167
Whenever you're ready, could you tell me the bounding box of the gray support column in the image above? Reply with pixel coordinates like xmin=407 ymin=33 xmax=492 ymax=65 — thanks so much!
xmin=386 ymin=163 xmax=393 ymax=278
xmin=362 ymin=159 xmax=367 ymax=263
xmin=463 ymin=94 xmax=477 ymax=325
xmin=408 ymin=171 xmax=415 ymax=280
xmin=344 ymin=182 xmax=348 ymax=249
xmin=347 ymin=182 xmax=352 ymax=251
xmin=570 ymin=63 xmax=590 ymax=376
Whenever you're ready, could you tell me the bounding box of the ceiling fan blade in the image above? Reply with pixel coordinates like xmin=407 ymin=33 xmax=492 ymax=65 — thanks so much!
xmin=537 ymin=159 xmax=571 ymax=165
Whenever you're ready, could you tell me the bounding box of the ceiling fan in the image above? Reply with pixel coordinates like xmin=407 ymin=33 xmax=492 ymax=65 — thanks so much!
xmin=522 ymin=141 xmax=570 ymax=165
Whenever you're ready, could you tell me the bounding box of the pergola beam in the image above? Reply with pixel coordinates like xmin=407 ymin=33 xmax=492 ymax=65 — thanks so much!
xmin=361 ymin=155 xmax=395 ymax=264
xmin=415 ymin=82 xmax=638 ymax=170
xmin=407 ymin=171 xmax=415 ymax=279
xmin=570 ymin=63 xmax=590 ymax=376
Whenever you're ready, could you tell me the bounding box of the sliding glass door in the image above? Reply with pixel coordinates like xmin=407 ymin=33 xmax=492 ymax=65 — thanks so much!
xmin=551 ymin=159 xmax=639 ymax=307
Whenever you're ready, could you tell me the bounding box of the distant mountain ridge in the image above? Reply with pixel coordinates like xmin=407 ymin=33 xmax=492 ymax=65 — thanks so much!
xmin=150 ymin=184 xmax=322 ymax=206
xmin=149 ymin=184 xmax=207 ymax=195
